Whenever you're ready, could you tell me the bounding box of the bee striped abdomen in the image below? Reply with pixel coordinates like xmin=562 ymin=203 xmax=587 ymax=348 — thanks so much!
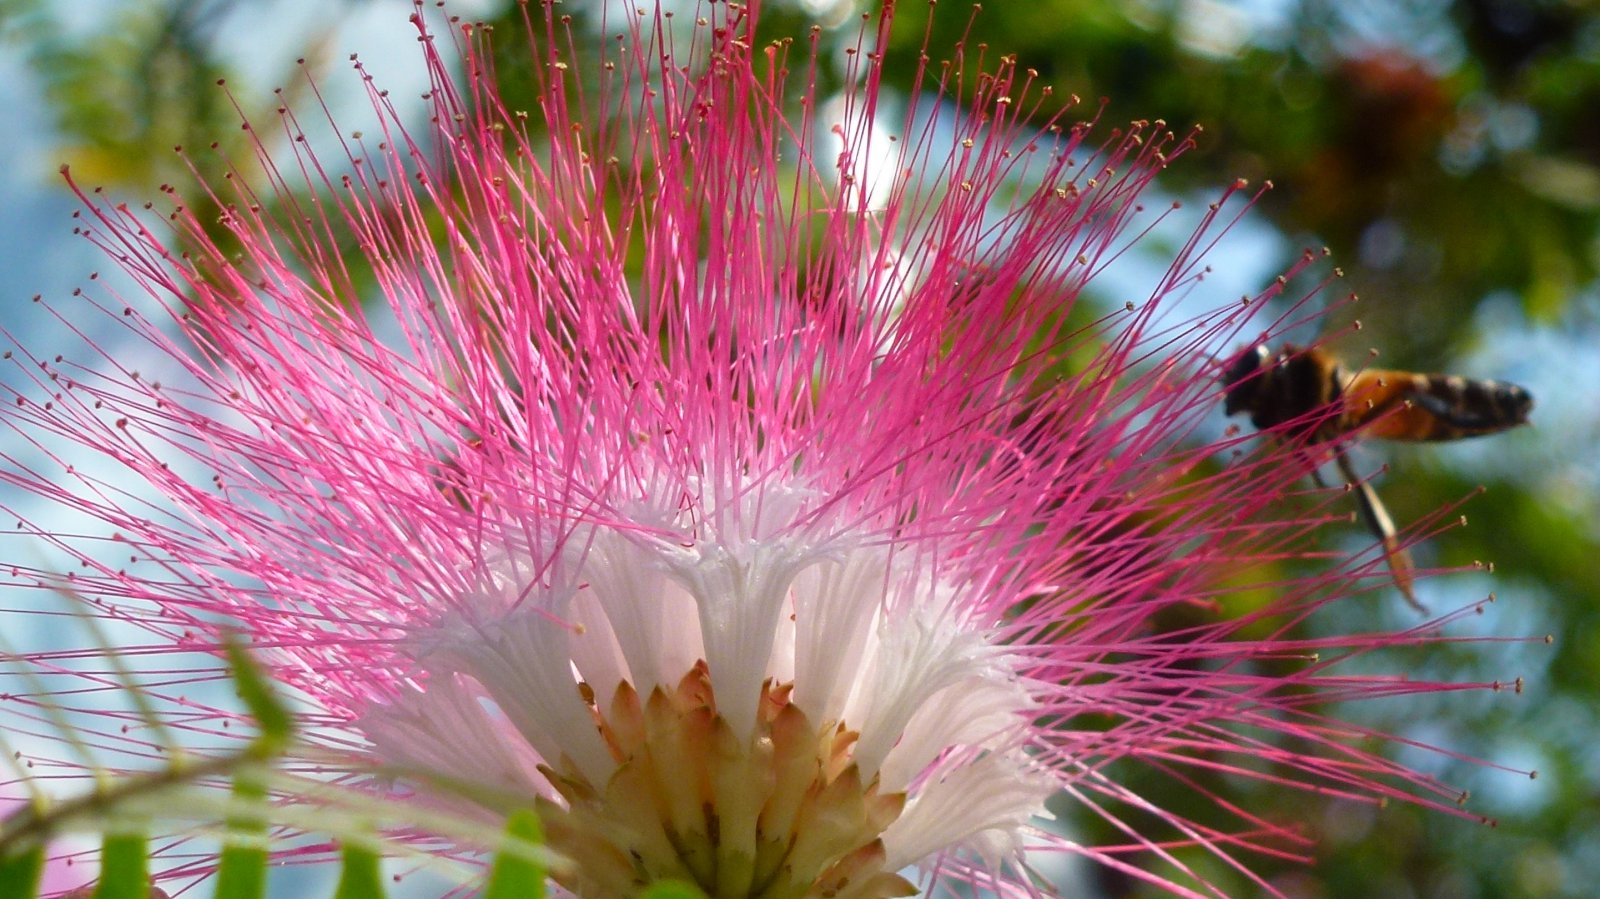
xmin=1348 ymin=370 xmax=1534 ymax=441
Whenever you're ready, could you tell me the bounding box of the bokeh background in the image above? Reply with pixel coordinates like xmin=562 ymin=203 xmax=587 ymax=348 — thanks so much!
xmin=1 ymin=0 xmax=1594 ymax=896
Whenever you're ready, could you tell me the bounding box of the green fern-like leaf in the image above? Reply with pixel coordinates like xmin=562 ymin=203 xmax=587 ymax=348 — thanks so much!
xmin=224 ymin=639 xmax=294 ymax=756
xmin=213 ymin=773 xmax=268 ymax=899
xmin=3 ymin=623 xmax=562 ymax=897
xmin=484 ymin=810 xmax=546 ymax=899
xmin=333 ymin=841 xmax=387 ymax=899
xmin=0 ymin=843 xmax=45 ymax=899
xmin=91 ymin=831 xmax=149 ymax=899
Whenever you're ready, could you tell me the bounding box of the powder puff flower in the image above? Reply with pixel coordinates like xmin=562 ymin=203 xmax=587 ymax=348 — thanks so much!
xmin=1 ymin=2 xmax=1515 ymax=896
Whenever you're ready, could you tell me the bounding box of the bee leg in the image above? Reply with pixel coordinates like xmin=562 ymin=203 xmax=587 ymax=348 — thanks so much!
xmin=1334 ymin=451 xmax=1425 ymax=612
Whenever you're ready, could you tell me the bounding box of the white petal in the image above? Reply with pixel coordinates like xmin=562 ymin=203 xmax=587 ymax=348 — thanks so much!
xmin=878 ymin=672 xmax=1034 ymax=793
xmin=848 ymin=607 xmax=996 ymax=778
xmin=576 ymin=531 xmax=703 ymax=698
xmin=360 ymin=674 xmax=550 ymax=800
xmin=790 ymin=548 xmax=886 ymax=725
xmin=881 ymin=753 xmax=1054 ymax=871
xmin=565 ymin=582 xmax=630 ymax=704
xmin=441 ymin=599 xmax=614 ymax=786
xmin=665 ymin=538 xmax=805 ymax=735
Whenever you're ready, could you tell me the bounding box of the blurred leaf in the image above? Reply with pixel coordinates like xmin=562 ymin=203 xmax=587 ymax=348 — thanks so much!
xmin=484 ymin=810 xmax=546 ymax=899
xmin=0 ymin=843 xmax=44 ymax=899
xmin=92 ymin=831 xmax=149 ymax=899
xmin=23 ymin=2 xmax=234 ymax=189
xmin=333 ymin=841 xmax=386 ymax=899
xmin=224 ymin=638 xmax=294 ymax=755
xmin=213 ymin=772 xmax=268 ymax=899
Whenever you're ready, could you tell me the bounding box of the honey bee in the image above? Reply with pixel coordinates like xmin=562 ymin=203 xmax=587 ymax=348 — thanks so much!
xmin=1222 ymin=342 xmax=1534 ymax=609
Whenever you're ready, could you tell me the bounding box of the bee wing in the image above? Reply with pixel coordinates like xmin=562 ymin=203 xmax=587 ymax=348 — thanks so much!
xmin=1335 ymin=451 xmax=1425 ymax=612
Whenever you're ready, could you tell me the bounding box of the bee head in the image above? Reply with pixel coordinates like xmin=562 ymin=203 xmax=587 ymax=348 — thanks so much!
xmin=1221 ymin=344 xmax=1271 ymax=416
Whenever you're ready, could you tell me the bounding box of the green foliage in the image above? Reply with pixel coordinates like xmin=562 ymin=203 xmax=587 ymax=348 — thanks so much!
xmin=91 ymin=833 xmax=148 ymax=899
xmin=0 ymin=844 xmax=45 ymax=899
xmin=484 ymin=810 xmax=546 ymax=899
xmin=0 ymin=638 xmax=570 ymax=898
xmin=332 ymin=843 xmax=385 ymax=899
xmin=225 ymin=640 xmax=294 ymax=757
xmin=5 ymin=0 xmax=232 ymax=189
xmin=212 ymin=774 xmax=268 ymax=899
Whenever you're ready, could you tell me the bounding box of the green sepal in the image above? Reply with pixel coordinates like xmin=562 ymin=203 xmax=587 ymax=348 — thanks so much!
xmin=638 ymin=881 xmax=711 ymax=899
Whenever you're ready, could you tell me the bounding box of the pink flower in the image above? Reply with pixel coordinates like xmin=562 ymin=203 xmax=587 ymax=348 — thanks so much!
xmin=2 ymin=2 xmax=1514 ymax=896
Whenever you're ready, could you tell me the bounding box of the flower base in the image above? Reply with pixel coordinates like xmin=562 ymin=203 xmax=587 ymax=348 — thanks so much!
xmin=539 ymin=662 xmax=915 ymax=899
